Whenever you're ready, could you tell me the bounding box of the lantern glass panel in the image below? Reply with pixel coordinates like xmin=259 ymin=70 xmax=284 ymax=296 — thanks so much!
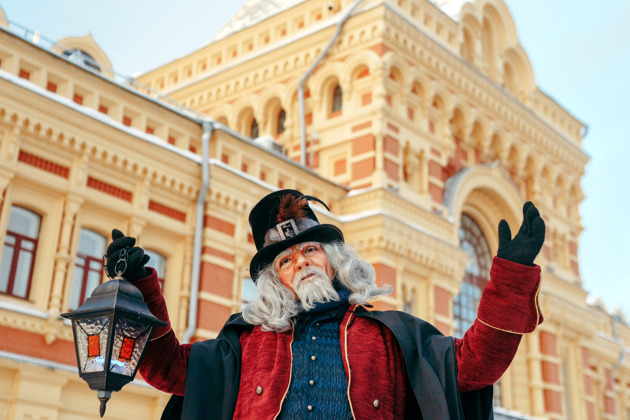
xmin=75 ymin=316 xmax=110 ymax=373
xmin=109 ymin=317 xmax=151 ymax=376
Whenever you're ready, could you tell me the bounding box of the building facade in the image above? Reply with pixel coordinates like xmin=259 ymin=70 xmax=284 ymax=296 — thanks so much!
xmin=0 ymin=0 xmax=628 ymax=419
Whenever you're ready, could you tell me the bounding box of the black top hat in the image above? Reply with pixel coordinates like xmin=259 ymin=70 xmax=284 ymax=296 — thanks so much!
xmin=248 ymin=189 xmax=344 ymax=281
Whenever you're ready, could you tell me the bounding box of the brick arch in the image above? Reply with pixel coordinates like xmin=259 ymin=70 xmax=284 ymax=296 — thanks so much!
xmin=487 ymin=130 xmax=505 ymax=161
xmin=478 ymin=0 xmax=519 ymax=46
xmin=506 ymin=142 xmax=523 ymax=176
xmin=449 ymin=105 xmax=470 ymax=139
xmin=230 ymin=99 xmax=258 ymax=137
xmin=309 ymin=62 xmax=343 ymax=115
xmin=382 ymin=51 xmax=411 ymax=86
xmin=502 ymin=46 xmax=536 ymax=98
xmin=459 ymin=11 xmax=481 ymax=65
xmin=342 ymin=49 xmax=380 ymax=82
xmin=443 ymin=162 xmax=524 ymax=245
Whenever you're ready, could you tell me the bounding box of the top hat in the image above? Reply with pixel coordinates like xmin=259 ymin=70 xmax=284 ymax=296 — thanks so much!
xmin=248 ymin=189 xmax=344 ymax=281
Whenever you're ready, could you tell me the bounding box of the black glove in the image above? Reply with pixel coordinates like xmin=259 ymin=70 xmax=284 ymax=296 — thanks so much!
xmin=496 ymin=202 xmax=545 ymax=266
xmin=105 ymin=229 xmax=150 ymax=281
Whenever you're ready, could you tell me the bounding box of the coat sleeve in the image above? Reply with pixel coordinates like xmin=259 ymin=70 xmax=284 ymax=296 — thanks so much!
xmin=455 ymin=257 xmax=542 ymax=392
xmin=133 ymin=268 xmax=191 ymax=396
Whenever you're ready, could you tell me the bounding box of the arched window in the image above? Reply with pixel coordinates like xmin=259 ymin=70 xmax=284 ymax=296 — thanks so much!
xmin=331 ymin=84 xmax=342 ymax=114
xmin=277 ymin=109 xmax=286 ymax=134
xmin=250 ymin=118 xmax=259 ymax=138
xmin=70 ymin=229 xmax=106 ymax=310
xmin=145 ymin=249 xmax=167 ymax=290
xmin=454 ymin=214 xmax=492 ymax=338
xmin=0 ymin=206 xmax=41 ymax=298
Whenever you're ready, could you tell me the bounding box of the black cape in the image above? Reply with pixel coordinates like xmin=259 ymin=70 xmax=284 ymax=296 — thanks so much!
xmin=161 ymin=310 xmax=493 ymax=420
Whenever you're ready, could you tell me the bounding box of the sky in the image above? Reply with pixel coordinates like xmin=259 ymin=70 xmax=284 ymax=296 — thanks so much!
xmin=2 ymin=0 xmax=629 ymax=317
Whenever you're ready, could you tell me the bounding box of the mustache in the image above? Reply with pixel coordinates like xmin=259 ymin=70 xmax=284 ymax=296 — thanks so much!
xmin=294 ymin=267 xmax=329 ymax=287
xmin=294 ymin=267 xmax=339 ymax=311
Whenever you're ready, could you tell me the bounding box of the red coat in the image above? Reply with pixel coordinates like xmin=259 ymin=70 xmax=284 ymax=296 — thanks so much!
xmin=135 ymin=257 xmax=542 ymax=419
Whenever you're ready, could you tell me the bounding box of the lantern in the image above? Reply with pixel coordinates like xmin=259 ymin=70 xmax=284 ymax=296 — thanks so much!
xmin=62 ymin=249 xmax=166 ymax=417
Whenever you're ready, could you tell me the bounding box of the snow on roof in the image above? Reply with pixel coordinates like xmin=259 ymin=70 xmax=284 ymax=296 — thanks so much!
xmin=213 ymin=0 xmax=472 ymax=41
xmin=429 ymin=0 xmax=472 ymax=21
xmin=213 ymin=0 xmax=306 ymax=41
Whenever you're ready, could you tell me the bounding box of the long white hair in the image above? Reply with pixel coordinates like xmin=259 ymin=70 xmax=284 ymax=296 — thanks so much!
xmin=242 ymin=241 xmax=392 ymax=332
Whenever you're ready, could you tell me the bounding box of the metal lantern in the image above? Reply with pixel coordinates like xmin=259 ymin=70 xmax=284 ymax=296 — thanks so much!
xmin=61 ymin=249 xmax=166 ymax=417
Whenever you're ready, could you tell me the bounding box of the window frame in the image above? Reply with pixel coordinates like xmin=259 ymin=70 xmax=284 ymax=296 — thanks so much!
xmin=0 ymin=205 xmax=44 ymax=300
xmin=70 ymin=229 xmax=106 ymax=310
xmin=0 ymin=206 xmax=41 ymax=300
xmin=454 ymin=214 xmax=492 ymax=338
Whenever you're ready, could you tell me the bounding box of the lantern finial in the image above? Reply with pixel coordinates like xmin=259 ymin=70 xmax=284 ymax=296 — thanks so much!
xmin=98 ymin=390 xmax=111 ymax=417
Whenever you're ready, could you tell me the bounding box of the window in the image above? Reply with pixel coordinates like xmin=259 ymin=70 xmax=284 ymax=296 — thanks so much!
xmin=145 ymin=249 xmax=166 ymax=290
xmin=63 ymin=49 xmax=101 ymax=73
xmin=250 ymin=119 xmax=259 ymax=138
xmin=331 ymin=84 xmax=342 ymax=113
xmin=69 ymin=229 xmax=106 ymax=310
xmin=454 ymin=214 xmax=491 ymax=338
xmin=241 ymin=278 xmax=258 ymax=309
xmin=277 ymin=109 xmax=286 ymax=134
xmin=0 ymin=206 xmax=41 ymax=298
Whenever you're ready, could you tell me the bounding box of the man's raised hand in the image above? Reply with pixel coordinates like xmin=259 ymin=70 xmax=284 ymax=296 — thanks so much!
xmin=496 ymin=202 xmax=545 ymax=266
xmin=105 ymin=229 xmax=150 ymax=281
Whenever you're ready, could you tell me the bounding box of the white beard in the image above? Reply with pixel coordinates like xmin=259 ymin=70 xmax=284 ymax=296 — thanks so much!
xmin=293 ymin=267 xmax=339 ymax=311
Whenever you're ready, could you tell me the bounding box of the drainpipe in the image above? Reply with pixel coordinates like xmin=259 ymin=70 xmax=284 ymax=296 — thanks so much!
xmin=298 ymin=0 xmax=364 ymax=166
xmin=610 ymin=314 xmax=626 ymax=378
xmin=183 ymin=119 xmax=213 ymax=343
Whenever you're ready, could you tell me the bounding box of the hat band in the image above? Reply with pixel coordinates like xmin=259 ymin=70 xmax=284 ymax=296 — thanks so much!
xmin=263 ymin=217 xmax=319 ymax=247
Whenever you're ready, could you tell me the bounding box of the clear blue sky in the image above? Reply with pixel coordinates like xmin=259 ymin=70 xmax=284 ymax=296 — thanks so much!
xmin=2 ymin=0 xmax=629 ymax=317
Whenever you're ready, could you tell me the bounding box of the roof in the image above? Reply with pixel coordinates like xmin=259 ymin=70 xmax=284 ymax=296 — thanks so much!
xmin=213 ymin=0 xmax=472 ymax=41
xmin=429 ymin=0 xmax=473 ymax=21
xmin=213 ymin=0 xmax=306 ymax=41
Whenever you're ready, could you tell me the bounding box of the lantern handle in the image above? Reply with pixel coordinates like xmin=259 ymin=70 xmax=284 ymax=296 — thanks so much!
xmin=103 ymin=246 xmax=130 ymax=280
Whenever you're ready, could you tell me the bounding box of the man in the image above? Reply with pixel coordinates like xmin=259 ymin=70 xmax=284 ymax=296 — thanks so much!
xmin=106 ymin=189 xmax=545 ymax=419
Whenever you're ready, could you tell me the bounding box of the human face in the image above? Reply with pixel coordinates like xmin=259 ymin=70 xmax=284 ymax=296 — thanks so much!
xmin=274 ymin=242 xmax=335 ymax=298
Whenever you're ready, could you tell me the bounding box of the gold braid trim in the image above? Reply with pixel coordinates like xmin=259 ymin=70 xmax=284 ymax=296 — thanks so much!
xmin=150 ymin=327 xmax=172 ymax=341
xmin=476 ymin=276 xmax=543 ymax=335
xmin=475 ymin=317 xmax=525 ymax=335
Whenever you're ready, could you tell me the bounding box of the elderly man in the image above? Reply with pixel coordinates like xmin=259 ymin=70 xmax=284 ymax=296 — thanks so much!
xmin=106 ymin=189 xmax=545 ymax=420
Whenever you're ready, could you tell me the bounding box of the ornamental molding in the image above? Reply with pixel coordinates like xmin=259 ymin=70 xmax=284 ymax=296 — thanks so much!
xmin=0 ymin=106 xmax=199 ymax=201
xmin=443 ymin=161 xmax=523 ymax=222
xmin=346 ymin=212 xmax=467 ymax=281
xmin=341 ymin=187 xmax=453 ymax=239
xmin=539 ymin=292 xmax=603 ymax=338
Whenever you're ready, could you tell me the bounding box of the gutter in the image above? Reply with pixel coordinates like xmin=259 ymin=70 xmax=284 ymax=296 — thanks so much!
xmin=298 ymin=0 xmax=364 ymax=165
xmin=183 ymin=120 xmax=213 ymax=343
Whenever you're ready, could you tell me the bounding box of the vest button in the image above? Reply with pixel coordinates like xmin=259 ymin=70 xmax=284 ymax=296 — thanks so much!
xmin=311 ymin=355 xmax=316 ymax=361
xmin=256 ymin=386 xmax=263 ymax=395
xmin=309 ymin=379 xmax=315 ymax=386
xmin=311 ymin=336 xmax=317 ymax=341
xmin=307 ymin=405 xmax=314 ymax=411
xmin=373 ymin=399 xmax=380 ymax=408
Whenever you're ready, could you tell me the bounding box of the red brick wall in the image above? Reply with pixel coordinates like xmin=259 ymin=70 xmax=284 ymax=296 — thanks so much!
xmin=434 ymin=286 xmax=450 ymax=317
xmin=200 ymin=261 xmax=233 ymax=297
xmin=544 ymin=389 xmax=563 ymax=414
xmin=539 ymin=331 xmax=558 ymax=356
xmin=204 ymin=215 xmax=235 ymax=236
xmin=352 ymin=158 xmax=375 ymax=180
xmin=197 ymin=300 xmax=232 ymax=332
xmin=351 ymin=134 xmax=375 ymax=156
